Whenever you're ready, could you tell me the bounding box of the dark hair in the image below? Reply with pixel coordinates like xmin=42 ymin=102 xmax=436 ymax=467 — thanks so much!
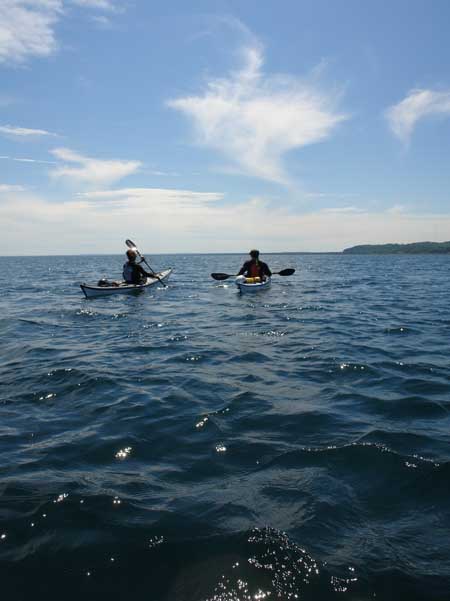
xmin=126 ymin=249 xmax=137 ymax=260
xmin=250 ymin=249 xmax=259 ymax=257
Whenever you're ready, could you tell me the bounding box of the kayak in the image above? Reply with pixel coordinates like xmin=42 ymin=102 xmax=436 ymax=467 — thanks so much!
xmin=80 ymin=268 xmax=172 ymax=298
xmin=235 ymin=275 xmax=271 ymax=293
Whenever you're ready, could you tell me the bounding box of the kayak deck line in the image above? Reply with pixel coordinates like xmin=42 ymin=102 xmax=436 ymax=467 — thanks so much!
xmin=80 ymin=268 xmax=172 ymax=298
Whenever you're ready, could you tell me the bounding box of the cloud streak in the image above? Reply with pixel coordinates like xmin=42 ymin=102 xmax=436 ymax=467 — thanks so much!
xmin=50 ymin=148 xmax=141 ymax=187
xmin=0 ymin=184 xmax=27 ymax=192
xmin=0 ymin=155 xmax=56 ymax=164
xmin=386 ymin=89 xmax=450 ymax=143
xmin=0 ymin=124 xmax=57 ymax=137
xmin=71 ymin=0 xmax=116 ymax=10
xmin=77 ymin=187 xmax=223 ymax=208
xmin=169 ymin=43 xmax=347 ymax=184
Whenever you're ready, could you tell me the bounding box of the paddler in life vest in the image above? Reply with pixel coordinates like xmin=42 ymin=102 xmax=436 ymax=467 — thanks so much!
xmin=238 ymin=249 xmax=272 ymax=281
xmin=123 ymin=249 xmax=153 ymax=284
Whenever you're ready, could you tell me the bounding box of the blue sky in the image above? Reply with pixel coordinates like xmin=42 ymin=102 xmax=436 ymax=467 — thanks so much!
xmin=1 ymin=0 xmax=450 ymax=254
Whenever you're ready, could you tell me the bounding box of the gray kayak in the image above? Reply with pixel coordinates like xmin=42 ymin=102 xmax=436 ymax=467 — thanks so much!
xmin=80 ymin=268 xmax=172 ymax=298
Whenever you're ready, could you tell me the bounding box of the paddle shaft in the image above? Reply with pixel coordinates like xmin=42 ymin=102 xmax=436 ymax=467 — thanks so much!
xmin=139 ymin=253 xmax=167 ymax=288
xmin=211 ymin=268 xmax=295 ymax=281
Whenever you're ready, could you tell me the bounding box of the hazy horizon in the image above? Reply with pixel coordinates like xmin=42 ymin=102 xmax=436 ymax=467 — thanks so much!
xmin=2 ymin=239 xmax=450 ymax=258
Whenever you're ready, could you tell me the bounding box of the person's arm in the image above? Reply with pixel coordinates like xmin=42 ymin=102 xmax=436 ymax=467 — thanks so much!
xmin=137 ymin=264 xmax=152 ymax=278
xmin=139 ymin=257 xmax=155 ymax=277
xmin=263 ymin=262 xmax=272 ymax=277
xmin=237 ymin=261 xmax=249 ymax=276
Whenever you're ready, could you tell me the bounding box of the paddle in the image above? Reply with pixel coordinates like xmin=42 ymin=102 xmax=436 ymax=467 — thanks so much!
xmin=125 ymin=239 xmax=167 ymax=287
xmin=211 ymin=268 xmax=295 ymax=281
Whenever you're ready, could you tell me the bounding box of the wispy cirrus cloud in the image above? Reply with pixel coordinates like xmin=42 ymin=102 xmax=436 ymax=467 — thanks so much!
xmin=0 ymin=183 xmax=27 ymax=192
xmin=71 ymin=0 xmax=116 ymax=10
xmin=386 ymin=89 xmax=450 ymax=143
xmin=168 ymin=42 xmax=347 ymax=185
xmin=0 ymin=124 xmax=57 ymax=137
xmin=90 ymin=14 xmax=113 ymax=28
xmin=71 ymin=0 xmax=121 ymax=30
xmin=50 ymin=147 xmax=141 ymax=187
xmin=76 ymin=187 xmax=223 ymax=210
xmin=0 ymin=154 xmax=56 ymax=164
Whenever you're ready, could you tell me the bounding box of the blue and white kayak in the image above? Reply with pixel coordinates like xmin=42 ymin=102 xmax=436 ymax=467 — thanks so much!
xmin=80 ymin=268 xmax=172 ymax=298
xmin=235 ymin=275 xmax=271 ymax=293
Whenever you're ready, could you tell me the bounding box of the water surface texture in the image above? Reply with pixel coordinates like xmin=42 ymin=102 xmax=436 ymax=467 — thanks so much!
xmin=1 ymin=254 xmax=449 ymax=601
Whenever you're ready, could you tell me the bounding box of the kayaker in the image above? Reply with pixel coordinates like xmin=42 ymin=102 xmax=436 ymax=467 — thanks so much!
xmin=123 ymin=249 xmax=153 ymax=284
xmin=238 ymin=249 xmax=272 ymax=281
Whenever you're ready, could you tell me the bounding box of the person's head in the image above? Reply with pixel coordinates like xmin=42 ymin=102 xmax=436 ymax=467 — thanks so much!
xmin=126 ymin=249 xmax=137 ymax=262
xmin=249 ymin=249 xmax=260 ymax=259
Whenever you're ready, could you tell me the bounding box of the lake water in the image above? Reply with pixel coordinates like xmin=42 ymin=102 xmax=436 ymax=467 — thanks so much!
xmin=0 ymin=253 xmax=449 ymax=600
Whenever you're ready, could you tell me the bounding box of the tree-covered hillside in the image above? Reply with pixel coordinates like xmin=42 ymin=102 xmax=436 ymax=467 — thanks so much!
xmin=343 ymin=242 xmax=450 ymax=254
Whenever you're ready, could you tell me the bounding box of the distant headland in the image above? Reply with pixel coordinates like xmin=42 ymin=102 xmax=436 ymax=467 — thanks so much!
xmin=343 ymin=241 xmax=450 ymax=254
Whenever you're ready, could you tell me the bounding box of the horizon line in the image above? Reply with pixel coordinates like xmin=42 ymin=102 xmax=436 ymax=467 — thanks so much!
xmin=0 ymin=251 xmax=344 ymax=258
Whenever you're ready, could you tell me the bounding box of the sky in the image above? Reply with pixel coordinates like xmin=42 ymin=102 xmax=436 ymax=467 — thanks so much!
xmin=1 ymin=0 xmax=450 ymax=254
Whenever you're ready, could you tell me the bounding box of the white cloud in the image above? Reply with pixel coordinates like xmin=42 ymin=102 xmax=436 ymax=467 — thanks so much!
xmin=386 ymin=204 xmax=407 ymax=215
xmin=0 ymin=183 xmax=27 ymax=192
xmin=304 ymin=192 xmax=360 ymax=200
xmin=90 ymin=14 xmax=112 ymax=28
xmin=0 ymin=154 xmax=56 ymax=164
xmin=0 ymin=124 xmax=57 ymax=137
xmin=77 ymin=187 xmax=223 ymax=207
xmin=0 ymin=0 xmax=121 ymax=65
xmin=148 ymin=169 xmax=180 ymax=177
xmin=1 ymin=184 xmax=450 ymax=255
xmin=168 ymin=43 xmax=347 ymax=184
xmin=0 ymin=1 xmax=63 ymax=65
xmin=71 ymin=0 xmax=115 ymax=9
xmin=50 ymin=147 xmax=141 ymax=187
xmin=319 ymin=206 xmax=364 ymax=214
xmin=386 ymin=89 xmax=450 ymax=142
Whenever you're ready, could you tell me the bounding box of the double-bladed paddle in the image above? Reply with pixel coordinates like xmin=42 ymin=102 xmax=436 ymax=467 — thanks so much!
xmin=125 ymin=239 xmax=167 ymax=287
xmin=211 ymin=268 xmax=295 ymax=281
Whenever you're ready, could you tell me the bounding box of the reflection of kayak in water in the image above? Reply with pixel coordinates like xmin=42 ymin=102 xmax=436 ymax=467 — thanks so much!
xmin=80 ymin=269 xmax=172 ymax=298
xmin=235 ymin=275 xmax=271 ymax=293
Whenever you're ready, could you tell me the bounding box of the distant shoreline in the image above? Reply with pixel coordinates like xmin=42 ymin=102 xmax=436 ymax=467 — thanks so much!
xmin=343 ymin=241 xmax=450 ymax=254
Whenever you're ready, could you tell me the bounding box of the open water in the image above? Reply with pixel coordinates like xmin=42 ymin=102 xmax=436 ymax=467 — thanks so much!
xmin=0 ymin=253 xmax=449 ymax=601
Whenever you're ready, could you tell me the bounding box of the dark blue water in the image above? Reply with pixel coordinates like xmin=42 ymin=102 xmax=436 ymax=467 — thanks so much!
xmin=1 ymin=253 xmax=449 ymax=601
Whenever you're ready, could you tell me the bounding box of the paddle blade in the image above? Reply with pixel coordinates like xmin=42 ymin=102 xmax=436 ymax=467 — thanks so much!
xmin=278 ymin=268 xmax=295 ymax=276
xmin=125 ymin=239 xmax=137 ymax=249
xmin=211 ymin=273 xmax=232 ymax=281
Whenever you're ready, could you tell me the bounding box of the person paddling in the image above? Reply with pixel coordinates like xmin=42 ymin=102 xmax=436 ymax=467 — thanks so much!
xmin=123 ymin=249 xmax=153 ymax=284
xmin=238 ymin=249 xmax=272 ymax=281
